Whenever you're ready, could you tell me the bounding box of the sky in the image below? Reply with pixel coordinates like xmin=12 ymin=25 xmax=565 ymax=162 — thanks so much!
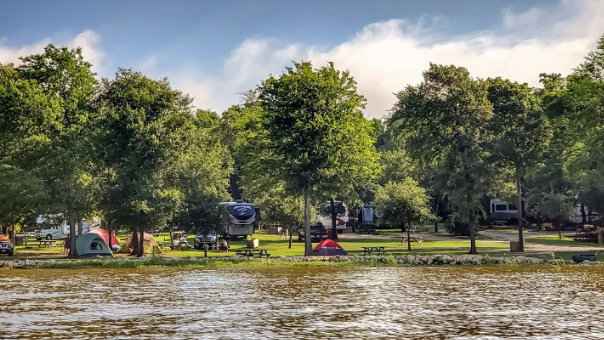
xmin=1 ymin=0 xmax=604 ymax=118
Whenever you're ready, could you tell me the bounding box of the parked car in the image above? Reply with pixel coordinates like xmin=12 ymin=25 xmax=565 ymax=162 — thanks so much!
xmin=0 ymin=235 xmax=14 ymax=256
xmin=194 ymin=231 xmax=218 ymax=249
xmin=298 ymin=224 xmax=328 ymax=242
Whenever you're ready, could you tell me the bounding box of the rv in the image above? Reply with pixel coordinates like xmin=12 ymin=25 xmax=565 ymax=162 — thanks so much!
xmin=489 ymin=199 xmax=518 ymax=224
xmin=35 ymin=215 xmax=97 ymax=240
xmin=317 ymin=201 xmax=349 ymax=233
xmin=218 ymin=202 xmax=258 ymax=239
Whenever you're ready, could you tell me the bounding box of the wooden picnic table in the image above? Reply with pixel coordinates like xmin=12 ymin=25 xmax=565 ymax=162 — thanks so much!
xmin=38 ymin=239 xmax=57 ymax=248
xmin=236 ymin=248 xmax=270 ymax=258
xmin=362 ymin=246 xmax=384 ymax=256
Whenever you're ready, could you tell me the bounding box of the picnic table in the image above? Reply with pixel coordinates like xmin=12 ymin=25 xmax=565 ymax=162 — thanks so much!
xmin=38 ymin=239 xmax=57 ymax=248
xmin=236 ymin=248 xmax=270 ymax=258
xmin=362 ymin=246 xmax=384 ymax=256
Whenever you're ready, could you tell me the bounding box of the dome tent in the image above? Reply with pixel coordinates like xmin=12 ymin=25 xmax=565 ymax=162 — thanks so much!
xmin=75 ymin=233 xmax=112 ymax=257
xmin=127 ymin=232 xmax=160 ymax=255
xmin=88 ymin=227 xmax=121 ymax=252
xmin=313 ymin=239 xmax=347 ymax=256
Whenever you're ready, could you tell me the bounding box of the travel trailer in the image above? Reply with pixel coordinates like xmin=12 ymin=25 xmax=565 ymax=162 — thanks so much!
xmin=218 ymin=202 xmax=258 ymax=239
xmin=35 ymin=215 xmax=98 ymax=240
xmin=488 ymin=199 xmax=518 ymax=224
xmin=317 ymin=201 xmax=349 ymax=233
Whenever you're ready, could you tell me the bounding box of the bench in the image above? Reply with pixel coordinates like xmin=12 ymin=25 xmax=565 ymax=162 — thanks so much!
xmin=362 ymin=246 xmax=384 ymax=256
xmin=236 ymin=248 xmax=270 ymax=258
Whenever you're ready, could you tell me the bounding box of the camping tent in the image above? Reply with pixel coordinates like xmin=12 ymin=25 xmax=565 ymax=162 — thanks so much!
xmin=127 ymin=232 xmax=161 ymax=255
xmin=75 ymin=233 xmax=112 ymax=257
xmin=88 ymin=227 xmax=120 ymax=252
xmin=313 ymin=239 xmax=347 ymax=256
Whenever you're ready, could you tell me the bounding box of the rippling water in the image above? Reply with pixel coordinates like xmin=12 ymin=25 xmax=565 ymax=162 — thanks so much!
xmin=1 ymin=265 xmax=604 ymax=339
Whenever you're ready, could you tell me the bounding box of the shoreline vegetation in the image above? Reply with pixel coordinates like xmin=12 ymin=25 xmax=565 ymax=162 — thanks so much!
xmin=1 ymin=253 xmax=602 ymax=270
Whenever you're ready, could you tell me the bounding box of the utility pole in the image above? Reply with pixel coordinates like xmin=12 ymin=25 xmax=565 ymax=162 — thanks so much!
xmin=330 ymin=198 xmax=338 ymax=240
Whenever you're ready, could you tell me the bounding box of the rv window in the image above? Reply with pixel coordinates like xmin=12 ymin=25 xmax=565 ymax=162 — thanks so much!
xmin=495 ymin=204 xmax=508 ymax=211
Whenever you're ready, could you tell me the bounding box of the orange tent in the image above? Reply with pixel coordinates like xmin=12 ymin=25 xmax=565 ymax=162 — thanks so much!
xmin=88 ymin=228 xmax=120 ymax=251
xmin=127 ymin=232 xmax=160 ymax=254
xmin=0 ymin=235 xmax=9 ymax=242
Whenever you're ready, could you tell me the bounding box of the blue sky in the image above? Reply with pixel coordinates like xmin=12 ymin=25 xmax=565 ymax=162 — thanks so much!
xmin=1 ymin=0 xmax=603 ymax=117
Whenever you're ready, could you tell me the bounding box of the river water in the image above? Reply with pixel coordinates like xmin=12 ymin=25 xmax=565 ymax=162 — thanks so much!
xmin=1 ymin=265 xmax=604 ymax=339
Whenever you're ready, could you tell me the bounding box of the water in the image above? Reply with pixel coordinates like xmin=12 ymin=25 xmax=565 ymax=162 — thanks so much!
xmin=1 ymin=265 xmax=604 ymax=339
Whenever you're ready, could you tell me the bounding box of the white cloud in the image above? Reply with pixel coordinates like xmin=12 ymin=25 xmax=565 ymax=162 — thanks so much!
xmin=0 ymin=30 xmax=105 ymax=73
xmin=169 ymin=0 xmax=604 ymax=118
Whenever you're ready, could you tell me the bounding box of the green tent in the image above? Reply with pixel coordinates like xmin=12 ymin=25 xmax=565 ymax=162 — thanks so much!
xmin=75 ymin=233 xmax=112 ymax=257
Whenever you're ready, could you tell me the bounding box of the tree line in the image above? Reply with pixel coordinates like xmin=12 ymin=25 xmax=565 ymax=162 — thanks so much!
xmin=1 ymin=35 xmax=604 ymax=256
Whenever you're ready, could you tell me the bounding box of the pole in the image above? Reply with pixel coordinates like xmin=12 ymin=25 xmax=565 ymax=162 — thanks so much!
xmin=330 ymin=198 xmax=338 ymax=240
xmin=304 ymin=189 xmax=311 ymax=256
xmin=516 ymin=174 xmax=525 ymax=252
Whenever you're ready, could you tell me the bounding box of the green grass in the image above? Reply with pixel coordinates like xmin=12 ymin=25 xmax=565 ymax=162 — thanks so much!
xmin=5 ymin=232 xmax=511 ymax=259
xmin=156 ymin=232 xmax=509 ymax=257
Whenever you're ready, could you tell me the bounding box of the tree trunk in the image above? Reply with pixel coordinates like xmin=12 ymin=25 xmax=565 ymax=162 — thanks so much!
xmin=69 ymin=218 xmax=77 ymax=258
xmin=107 ymin=222 xmax=113 ymax=251
xmin=288 ymin=225 xmax=292 ymax=249
xmin=10 ymin=225 xmax=16 ymax=256
xmin=581 ymin=204 xmax=587 ymax=225
xmin=304 ymin=189 xmax=311 ymax=256
xmin=131 ymin=230 xmax=139 ymax=256
xmin=469 ymin=223 xmax=477 ymax=254
xmin=433 ymin=200 xmax=439 ymax=233
xmin=516 ymin=173 xmax=525 ymax=252
xmin=330 ymin=198 xmax=338 ymax=240
xmin=138 ymin=225 xmax=145 ymax=257
xmin=407 ymin=222 xmax=412 ymax=251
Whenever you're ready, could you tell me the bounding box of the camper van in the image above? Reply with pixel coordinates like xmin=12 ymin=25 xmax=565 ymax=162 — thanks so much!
xmin=317 ymin=201 xmax=349 ymax=233
xmin=218 ymin=202 xmax=258 ymax=239
xmin=489 ymin=199 xmax=518 ymax=224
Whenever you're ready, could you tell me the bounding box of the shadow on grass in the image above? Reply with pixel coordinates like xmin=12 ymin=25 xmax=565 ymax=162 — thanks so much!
xmin=527 ymin=238 xmax=603 ymax=248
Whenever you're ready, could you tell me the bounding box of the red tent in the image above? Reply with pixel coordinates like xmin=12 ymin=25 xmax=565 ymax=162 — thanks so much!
xmin=313 ymin=239 xmax=347 ymax=256
xmin=88 ymin=228 xmax=120 ymax=250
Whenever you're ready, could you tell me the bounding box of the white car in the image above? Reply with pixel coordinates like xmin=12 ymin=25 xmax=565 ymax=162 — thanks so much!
xmin=37 ymin=224 xmax=70 ymax=240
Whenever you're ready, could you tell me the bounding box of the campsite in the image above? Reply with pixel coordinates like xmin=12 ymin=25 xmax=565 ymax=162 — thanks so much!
xmin=2 ymin=1 xmax=604 ymax=338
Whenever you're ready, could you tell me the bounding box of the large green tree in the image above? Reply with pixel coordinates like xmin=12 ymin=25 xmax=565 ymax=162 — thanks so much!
xmin=485 ymin=78 xmax=550 ymax=251
xmin=389 ymin=64 xmax=492 ymax=254
xmin=258 ymin=62 xmax=380 ymax=255
xmin=96 ymin=70 xmax=197 ymax=256
xmin=1 ymin=45 xmax=99 ymax=256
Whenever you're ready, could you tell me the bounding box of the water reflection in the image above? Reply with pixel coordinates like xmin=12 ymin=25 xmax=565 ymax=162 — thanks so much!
xmin=1 ymin=265 xmax=603 ymax=339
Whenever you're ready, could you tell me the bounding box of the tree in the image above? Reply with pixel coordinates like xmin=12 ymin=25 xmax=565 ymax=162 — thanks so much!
xmin=258 ymin=62 xmax=380 ymax=255
xmin=389 ymin=64 xmax=492 ymax=254
xmin=1 ymin=46 xmax=99 ymax=257
xmin=375 ymin=178 xmax=433 ymax=251
xmin=171 ymin=111 xmax=232 ymax=234
xmin=96 ymin=70 xmax=196 ymax=256
xmin=532 ymin=192 xmax=575 ymax=239
xmin=486 ymin=78 xmax=550 ymax=252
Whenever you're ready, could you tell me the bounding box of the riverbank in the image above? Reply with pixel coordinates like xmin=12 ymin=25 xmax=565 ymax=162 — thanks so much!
xmin=1 ymin=253 xmax=602 ymax=270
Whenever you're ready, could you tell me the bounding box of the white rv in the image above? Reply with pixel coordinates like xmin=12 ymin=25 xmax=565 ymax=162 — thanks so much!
xmin=35 ymin=215 xmax=97 ymax=240
xmin=489 ymin=199 xmax=518 ymax=224
xmin=317 ymin=201 xmax=349 ymax=233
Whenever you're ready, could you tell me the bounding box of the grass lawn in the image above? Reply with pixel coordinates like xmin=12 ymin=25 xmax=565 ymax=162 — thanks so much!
xmin=156 ymin=232 xmax=509 ymax=257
